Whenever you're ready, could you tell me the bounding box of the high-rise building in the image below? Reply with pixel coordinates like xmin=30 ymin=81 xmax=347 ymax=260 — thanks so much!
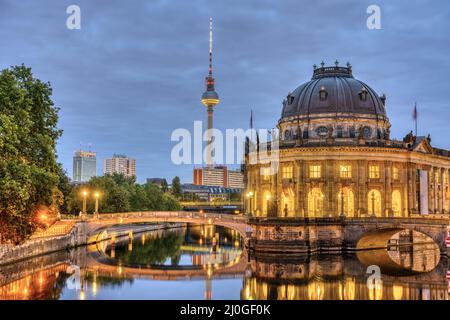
xmin=193 ymin=165 xmax=244 ymax=189
xmin=103 ymin=154 xmax=136 ymax=177
xmin=73 ymin=150 xmax=97 ymax=183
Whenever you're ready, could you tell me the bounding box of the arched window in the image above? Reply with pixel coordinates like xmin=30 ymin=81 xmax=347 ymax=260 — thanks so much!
xmin=392 ymin=190 xmax=402 ymax=217
xmin=308 ymin=188 xmax=324 ymax=217
xmin=367 ymin=189 xmax=382 ymax=217
xmin=337 ymin=188 xmax=355 ymax=217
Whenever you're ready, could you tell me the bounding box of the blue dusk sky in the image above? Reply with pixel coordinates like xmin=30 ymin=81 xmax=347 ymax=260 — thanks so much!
xmin=1 ymin=0 xmax=449 ymax=183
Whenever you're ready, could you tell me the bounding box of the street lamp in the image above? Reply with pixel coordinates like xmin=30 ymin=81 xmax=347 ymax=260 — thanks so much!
xmin=94 ymin=192 xmax=100 ymax=217
xmin=82 ymin=190 xmax=88 ymax=215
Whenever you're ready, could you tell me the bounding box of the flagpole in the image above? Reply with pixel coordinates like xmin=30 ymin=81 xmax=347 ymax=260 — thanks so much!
xmin=415 ymin=102 xmax=417 ymax=136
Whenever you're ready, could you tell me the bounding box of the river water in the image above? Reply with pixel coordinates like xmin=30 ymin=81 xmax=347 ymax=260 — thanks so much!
xmin=0 ymin=224 xmax=448 ymax=300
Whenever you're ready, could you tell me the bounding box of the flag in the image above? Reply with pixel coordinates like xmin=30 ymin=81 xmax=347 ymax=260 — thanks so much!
xmin=412 ymin=103 xmax=418 ymax=120
xmin=250 ymin=109 xmax=253 ymax=129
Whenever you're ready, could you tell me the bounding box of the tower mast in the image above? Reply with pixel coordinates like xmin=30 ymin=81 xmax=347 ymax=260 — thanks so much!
xmin=201 ymin=17 xmax=220 ymax=167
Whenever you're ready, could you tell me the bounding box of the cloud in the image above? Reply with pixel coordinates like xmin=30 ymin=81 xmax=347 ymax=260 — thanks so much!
xmin=1 ymin=0 xmax=449 ymax=183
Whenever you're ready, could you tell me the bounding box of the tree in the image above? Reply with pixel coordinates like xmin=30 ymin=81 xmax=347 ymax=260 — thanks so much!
xmin=56 ymin=164 xmax=73 ymax=214
xmin=161 ymin=179 xmax=168 ymax=193
xmin=66 ymin=174 xmax=181 ymax=214
xmin=0 ymin=65 xmax=62 ymax=244
xmin=171 ymin=176 xmax=182 ymax=199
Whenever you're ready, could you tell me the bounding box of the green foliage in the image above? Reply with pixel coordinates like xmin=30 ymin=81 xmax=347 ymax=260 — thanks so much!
xmin=111 ymin=230 xmax=183 ymax=266
xmin=66 ymin=173 xmax=181 ymax=214
xmin=171 ymin=176 xmax=182 ymax=199
xmin=56 ymin=163 xmax=73 ymax=214
xmin=0 ymin=65 xmax=62 ymax=244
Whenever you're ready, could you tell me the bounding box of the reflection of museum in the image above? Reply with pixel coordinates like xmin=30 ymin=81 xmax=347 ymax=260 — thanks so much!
xmin=241 ymin=253 xmax=448 ymax=300
xmin=245 ymin=63 xmax=450 ymax=218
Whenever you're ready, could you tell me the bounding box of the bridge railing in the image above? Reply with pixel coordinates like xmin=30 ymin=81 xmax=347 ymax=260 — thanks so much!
xmin=87 ymin=211 xmax=248 ymax=224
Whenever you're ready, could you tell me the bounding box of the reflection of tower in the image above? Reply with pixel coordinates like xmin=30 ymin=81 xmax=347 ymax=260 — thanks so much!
xmin=205 ymin=278 xmax=212 ymax=300
xmin=205 ymin=267 xmax=213 ymax=300
xmin=201 ymin=17 xmax=220 ymax=167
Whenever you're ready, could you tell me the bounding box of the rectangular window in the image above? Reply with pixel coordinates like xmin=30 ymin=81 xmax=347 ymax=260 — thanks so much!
xmin=337 ymin=126 xmax=343 ymax=138
xmin=310 ymin=165 xmax=321 ymax=178
xmin=392 ymin=167 xmax=399 ymax=180
xmin=282 ymin=166 xmax=293 ymax=179
xmin=369 ymin=165 xmax=380 ymax=179
xmin=340 ymin=165 xmax=351 ymax=178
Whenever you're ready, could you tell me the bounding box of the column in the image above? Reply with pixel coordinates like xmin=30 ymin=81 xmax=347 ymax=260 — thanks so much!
xmin=302 ymin=163 xmax=308 ymax=217
xmin=410 ymin=165 xmax=417 ymax=214
xmin=295 ymin=160 xmax=303 ymax=217
xmin=255 ymin=165 xmax=261 ymax=215
xmin=447 ymin=169 xmax=450 ymax=213
xmin=428 ymin=167 xmax=435 ymax=213
xmin=357 ymin=160 xmax=367 ymax=216
xmin=438 ymin=168 xmax=444 ymax=214
xmin=326 ymin=160 xmax=335 ymax=217
xmin=385 ymin=161 xmax=392 ymax=217
xmin=276 ymin=164 xmax=282 ymax=218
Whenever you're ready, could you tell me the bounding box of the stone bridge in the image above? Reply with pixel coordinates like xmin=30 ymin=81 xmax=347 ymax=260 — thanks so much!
xmin=78 ymin=211 xmax=449 ymax=255
xmin=84 ymin=211 xmax=248 ymax=243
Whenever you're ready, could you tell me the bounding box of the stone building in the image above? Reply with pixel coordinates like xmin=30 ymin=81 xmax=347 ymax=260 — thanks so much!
xmin=244 ymin=63 xmax=450 ymax=218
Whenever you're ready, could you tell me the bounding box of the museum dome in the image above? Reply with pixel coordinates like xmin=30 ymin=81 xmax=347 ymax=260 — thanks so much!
xmin=281 ymin=63 xmax=387 ymax=120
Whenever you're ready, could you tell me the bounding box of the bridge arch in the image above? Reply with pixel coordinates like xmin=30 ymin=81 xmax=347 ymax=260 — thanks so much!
xmin=85 ymin=211 xmax=248 ymax=244
xmin=356 ymin=227 xmax=438 ymax=251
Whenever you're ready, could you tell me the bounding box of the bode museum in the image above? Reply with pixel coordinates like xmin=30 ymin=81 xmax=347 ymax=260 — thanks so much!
xmin=244 ymin=62 xmax=450 ymax=220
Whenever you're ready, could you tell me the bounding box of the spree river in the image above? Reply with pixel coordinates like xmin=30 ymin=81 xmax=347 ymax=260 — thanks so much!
xmin=0 ymin=223 xmax=448 ymax=300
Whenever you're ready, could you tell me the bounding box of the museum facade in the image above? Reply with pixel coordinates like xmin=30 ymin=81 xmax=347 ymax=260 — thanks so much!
xmin=244 ymin=63 xmax=450 ymax=219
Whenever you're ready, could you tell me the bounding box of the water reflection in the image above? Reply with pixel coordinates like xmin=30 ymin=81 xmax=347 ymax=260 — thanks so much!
xmin=96 ymin=224 xmax=243 ymax=269
xmin=243 ymin=249 xmax=447 ymax=300
xmin=0 ymin=223 xmax=448 ymax=300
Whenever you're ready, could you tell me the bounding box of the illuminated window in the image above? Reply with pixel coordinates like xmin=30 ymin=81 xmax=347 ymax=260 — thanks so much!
xmin=369 ymin=165 xmax=380 ymax=179
xmin=262 ymin=167 xmax=271 ymax=181
xmin=392 ymin=190 xmax=402 ymax=217
xmin=340 ymin=165 xmax=352 ymax=178
xmin=392 ymin=167 xmax=399 ymax=180
xmin=310 ymin=165 xmax=321 ymax=178
xmin=282 ymin=166 xmax=293 ymax=179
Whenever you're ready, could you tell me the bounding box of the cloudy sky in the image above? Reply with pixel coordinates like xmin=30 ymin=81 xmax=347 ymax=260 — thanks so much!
xmin=1 ymin=0 xmax=449 ymax=183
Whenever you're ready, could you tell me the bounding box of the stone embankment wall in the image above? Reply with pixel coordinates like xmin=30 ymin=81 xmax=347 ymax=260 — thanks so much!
xmin=0 ymin=221 xmax=184 ymax=266
xmin=0 ymin=222 xmax=87 ymax=266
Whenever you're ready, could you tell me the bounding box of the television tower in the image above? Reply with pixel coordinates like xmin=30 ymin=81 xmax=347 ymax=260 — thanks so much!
xmin=201 ymin=17 xmax=220 ymax=167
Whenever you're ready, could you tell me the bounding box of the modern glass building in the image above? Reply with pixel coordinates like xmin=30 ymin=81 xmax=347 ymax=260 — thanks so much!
xmin=73 ymin=150 xmax=97 ymax=183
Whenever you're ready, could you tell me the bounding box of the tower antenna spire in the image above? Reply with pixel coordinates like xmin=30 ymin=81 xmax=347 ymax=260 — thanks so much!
xmin=209 ymin=17 xmax=213 ymax=76
xmin=201 ymin=17 xmax=220 ymax=167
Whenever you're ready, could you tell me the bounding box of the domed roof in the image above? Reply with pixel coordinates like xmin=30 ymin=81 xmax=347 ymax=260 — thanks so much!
xmin=281 ymin=64 xmax=386 ymax=119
